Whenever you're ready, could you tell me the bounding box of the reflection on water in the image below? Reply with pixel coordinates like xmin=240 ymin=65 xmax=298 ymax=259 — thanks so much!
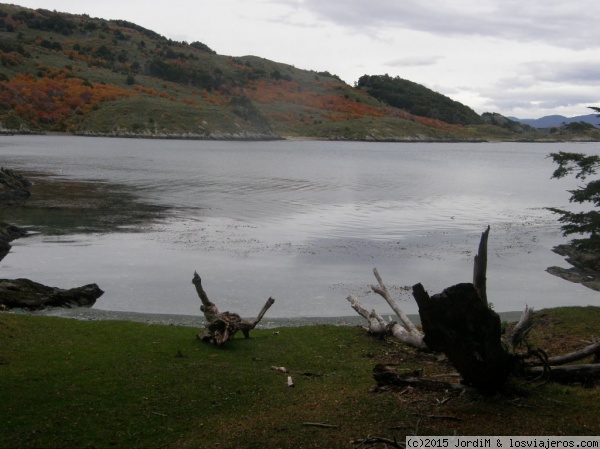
xmin=4 ymin=174 xmax=167 ymax=235
xmin=0 ymin=136 xmax=599 ymax=317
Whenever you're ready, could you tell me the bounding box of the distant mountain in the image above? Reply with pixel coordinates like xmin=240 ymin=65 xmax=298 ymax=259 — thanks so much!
xmin=509 ymin=114 xmax=600 ymax=129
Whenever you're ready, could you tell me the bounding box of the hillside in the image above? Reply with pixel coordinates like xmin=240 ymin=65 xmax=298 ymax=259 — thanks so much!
xmin=0 ymin=4 xmax=596 ymax=141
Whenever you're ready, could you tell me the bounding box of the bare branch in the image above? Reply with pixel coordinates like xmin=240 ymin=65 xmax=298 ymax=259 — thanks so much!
xmin=510 ymin=305 xmax=534 ymax=349
xmin=302 ymin=422 xmax=339 ymax=429
xmin=371 ymin=268 xmax=422 ymax=337
xmin=526 ymin=341 xmax=600 ymax=367
xmin=347 ymin=295 xmax=388 ymax=335
xmin=524 ymin=363 xmax=600 ymax=384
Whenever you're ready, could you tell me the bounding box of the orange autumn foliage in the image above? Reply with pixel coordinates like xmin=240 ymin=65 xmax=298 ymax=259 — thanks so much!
xmin=0 ymin=71 xmax=131 ymax=130
xmin=241 ymin=79 xmax=464 ymax=131
xmin=244 ymin=80 xmax=390 ymax=120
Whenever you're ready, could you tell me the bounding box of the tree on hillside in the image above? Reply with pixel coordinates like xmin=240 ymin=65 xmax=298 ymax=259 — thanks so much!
xmin=356 ymin=74 xmax=483 ymax=125
xmin=548 ymin=107 xmax=600 ymax=252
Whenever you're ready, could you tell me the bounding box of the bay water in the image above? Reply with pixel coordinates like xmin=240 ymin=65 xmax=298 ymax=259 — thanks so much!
xmin=1 ymin=136 xmax=598 ymax=318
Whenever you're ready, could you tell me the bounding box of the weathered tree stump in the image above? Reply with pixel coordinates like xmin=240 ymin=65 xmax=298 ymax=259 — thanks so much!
xmin=192 ymin=272 xmax=275 ymax=346
xmin=412 ymin=282 xmax=514 ymax=392
xmin=351 ymin=226 xmax=600 ymax=392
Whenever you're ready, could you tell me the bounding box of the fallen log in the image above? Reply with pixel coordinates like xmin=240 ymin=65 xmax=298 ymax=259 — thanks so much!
xmin=525 ymin=341 xmax=600 ymax=367
xmin=524 ymin=364 xmax=600 ymax=384
xmin=192 ymin=271 xmax=275 ymax=345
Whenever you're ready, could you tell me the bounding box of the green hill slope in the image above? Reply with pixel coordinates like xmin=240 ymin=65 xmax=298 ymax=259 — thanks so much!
xmin=0 ymin=4 xmax=568 ymax=141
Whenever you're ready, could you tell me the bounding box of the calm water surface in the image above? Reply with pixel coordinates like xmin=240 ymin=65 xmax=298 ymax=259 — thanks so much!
xmin=0 ymin=136 xmax=598 ymax=317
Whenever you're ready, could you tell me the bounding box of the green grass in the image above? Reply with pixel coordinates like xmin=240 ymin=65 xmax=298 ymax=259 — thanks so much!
xmin=0 ymin=316 xmax=401 ymax=448
xmin=1 ymin=307 xmax=599 ymax=448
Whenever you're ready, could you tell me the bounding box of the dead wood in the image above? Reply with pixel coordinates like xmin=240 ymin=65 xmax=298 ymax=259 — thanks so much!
xmin=473 ymin=225 xmax=490 ymax=305
xmin=371 ymin=268 xmax=420 ymax=336
xmin=510 ymin=305 xmax=534 ymax=349
xmin=524 ymin=364 xmax=600 ymax=384
xmin=347 ymin=294 xmax=388 ymax=336
xmin=373 ymin=364 xmax=464 ymax=392
xmin=191 ymin=271 xmax=274 ymax=345
xmin=350 ymin=227 xmax=600 ymax=392
xmin=348 ymin=269 xmax=425 ymax=348
xmin=525 ymin=341 xmax=600 ymax=367
xmin=412 ymin=282 xmax=514 ymax=392
xmin=302 ymin=422 xmax=340 ymax=428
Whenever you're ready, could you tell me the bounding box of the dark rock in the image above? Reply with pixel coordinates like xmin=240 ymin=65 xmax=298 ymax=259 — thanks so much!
xmin=0 ymin=167 xmax=31 ymax=260
xmin=0 ymin=168 xmax=104 ymax=311
xmin=0 ymin=167 xmax=32 ymax=202
xmin=0 ymin=222 xmax=28 ymax=262
xmin=0 ymin=279 xmax=103 ymax=310
xmin=547 ymin=244 xmax=600 ymax=292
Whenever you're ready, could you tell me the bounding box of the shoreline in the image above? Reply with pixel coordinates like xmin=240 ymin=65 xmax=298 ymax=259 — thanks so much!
xmin=6 ymin=131 xmax=600 ymax=143
xmin=2 ymin=307 xmax=526 ymax=329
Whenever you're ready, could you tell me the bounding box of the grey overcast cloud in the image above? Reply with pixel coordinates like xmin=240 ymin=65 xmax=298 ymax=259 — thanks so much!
xmin=12 ymin=0 xmax=600 ymax=119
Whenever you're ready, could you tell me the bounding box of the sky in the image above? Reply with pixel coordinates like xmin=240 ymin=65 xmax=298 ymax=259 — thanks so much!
xmin=10 ymin=0 xmax=600 ymax=119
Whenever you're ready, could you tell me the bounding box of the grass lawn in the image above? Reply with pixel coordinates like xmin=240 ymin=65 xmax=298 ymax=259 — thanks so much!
xmin=1 ymin=307 xmax=599 ymax=449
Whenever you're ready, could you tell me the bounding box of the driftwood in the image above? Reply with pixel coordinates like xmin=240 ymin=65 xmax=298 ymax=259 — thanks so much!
xmin=348 ymin=268 xmax=425 ymax=349
xmin=192 ymin=271 xmax=274 ymax=345
xmin=350 ymin=226 xmax=600 ymax=392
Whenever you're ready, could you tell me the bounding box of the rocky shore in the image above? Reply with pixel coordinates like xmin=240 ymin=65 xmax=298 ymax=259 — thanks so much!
xmin=547 ymin=244 xmax=600 ymax=291
xmin=0 ymin=167 xmax=104 ymax=310
xmin=1 ymin=307 xmax=525 ymax=329
xmin=0 ymin=167 xmax=31 ymax=261
xmin=1 ymin=168 xmax=29 ymax=260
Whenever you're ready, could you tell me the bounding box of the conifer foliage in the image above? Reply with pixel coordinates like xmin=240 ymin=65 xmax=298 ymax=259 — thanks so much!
xmin=548 ymin=107 xmax=600 ymax=251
